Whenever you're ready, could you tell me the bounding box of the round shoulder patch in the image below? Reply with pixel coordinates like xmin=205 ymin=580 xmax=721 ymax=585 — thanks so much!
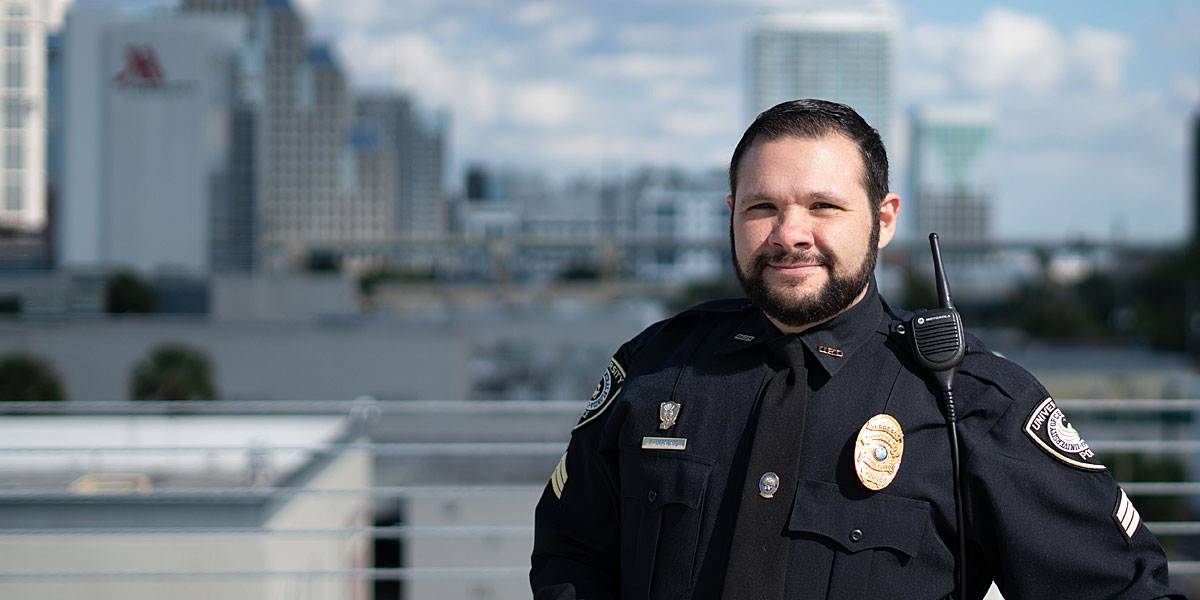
xmin=1023 ymin=397 xmax=1106 ymax=471
xmin=574 ymin=357 xmax=626 ymax=430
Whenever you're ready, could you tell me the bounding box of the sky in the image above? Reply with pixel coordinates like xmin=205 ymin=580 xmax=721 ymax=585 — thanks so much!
xmin=119 ymin=0 xmax=1200 ymax=242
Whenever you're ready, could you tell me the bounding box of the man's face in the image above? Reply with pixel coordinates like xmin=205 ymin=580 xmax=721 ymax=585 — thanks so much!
xmin=728 ymin=133 xmax=899 ymax=332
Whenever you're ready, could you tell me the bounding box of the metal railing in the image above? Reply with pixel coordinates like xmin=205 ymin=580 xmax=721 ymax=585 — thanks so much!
xmin=0 ymin=399 xmax=1197 ymax=597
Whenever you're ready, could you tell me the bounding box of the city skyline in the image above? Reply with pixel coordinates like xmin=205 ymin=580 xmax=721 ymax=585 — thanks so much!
xmin=109 ymin=0 xmax=1199 ymax=242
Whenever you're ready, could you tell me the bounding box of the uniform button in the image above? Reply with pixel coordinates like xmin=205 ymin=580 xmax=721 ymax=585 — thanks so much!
xmin=849 ymin=529 xmax=863 ymax=543
xmin=647 ymin=490 xmax=657 ymax=503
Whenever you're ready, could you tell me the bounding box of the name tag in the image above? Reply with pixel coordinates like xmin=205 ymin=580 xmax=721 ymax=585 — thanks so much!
xmin=642 ymin=437 xmax=687 ymax=451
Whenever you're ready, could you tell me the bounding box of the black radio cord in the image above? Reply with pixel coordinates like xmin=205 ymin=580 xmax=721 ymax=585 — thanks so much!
xmin=942 ymin=388 xmax=967 ymax=600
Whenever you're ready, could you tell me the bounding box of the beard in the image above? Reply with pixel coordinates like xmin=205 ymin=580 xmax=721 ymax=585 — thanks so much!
xmin=732 ymin=221 xmax=879 ymax=329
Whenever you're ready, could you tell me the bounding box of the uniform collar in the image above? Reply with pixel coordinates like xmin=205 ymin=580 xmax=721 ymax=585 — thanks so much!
xmin=796 ymin=277 xmax=884 ymax=377
xmin=714 ymin=278 xmax=885 ymax=378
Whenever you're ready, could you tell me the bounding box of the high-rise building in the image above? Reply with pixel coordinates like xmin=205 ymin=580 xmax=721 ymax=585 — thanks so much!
xmin=907 ymin=105 xmax=994 ymax=242
xmin=746 ymin=3 xmax=897 ymax=145
xmin=0 ymin=0 xmax=61 ymax=234
xmin=58 ymin=0 xmax=411 ymax=274
xmin=183 ymin=0 xmax=419 ymax=271
xmin=356 ymin=93 xmax=448 ymax=240
xmin=57 ymin=6 xmax=247 ymax=273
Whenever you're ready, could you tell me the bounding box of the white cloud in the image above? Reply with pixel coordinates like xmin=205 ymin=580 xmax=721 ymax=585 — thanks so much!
xmin=662 ymin=108 xmax=730 ymax=139
xmin=1172 ymin=74 xmax=1200 ymax=105
xmin=545 ymin=19 xmax=599 ymax=53
xmin=338 ymin=31 xmax=503 ymax=125
xmin=585 ymin=53 xmax=713 ymax=81
xmin=615 ymin=23 xmax=676 ymax=49
xmin=961 ymin=8 xmax=1065 ymax=93
xmin=1069 ymin=28 xmax=1131 ymax=90
xmin=512 ymin=2 xmax=562 ymax=27
xmin=909 ymin=8 xmax=1136 ymax=97
xmin=338 ymin=0 xmax=385 ymax=28
xmin=508 ymin=82 xmax=581 ymax=128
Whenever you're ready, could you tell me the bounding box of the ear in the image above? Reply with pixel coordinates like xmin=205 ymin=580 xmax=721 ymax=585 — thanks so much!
xmin=877 ymin=193 xmax=900 ymax=250
xmin=726 ymin=194 xmax=734 ymax=214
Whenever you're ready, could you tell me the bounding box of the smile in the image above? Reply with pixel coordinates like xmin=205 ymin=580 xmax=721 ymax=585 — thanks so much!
xmin=767 ymin=263 xmax=823 ymax=274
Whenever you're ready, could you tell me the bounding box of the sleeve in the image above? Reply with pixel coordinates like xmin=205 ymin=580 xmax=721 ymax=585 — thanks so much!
xmin=529 ymin=342 xmax=637 ymax=600
xmin=960 ymin=372 xmax=1186 ymax=600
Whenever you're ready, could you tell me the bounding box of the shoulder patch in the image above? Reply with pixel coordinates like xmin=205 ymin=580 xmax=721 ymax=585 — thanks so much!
xmin=1023 ymin=397 xmax=1106 ymax=471
xmin=574 ymin=357 xmax=625 ymax=430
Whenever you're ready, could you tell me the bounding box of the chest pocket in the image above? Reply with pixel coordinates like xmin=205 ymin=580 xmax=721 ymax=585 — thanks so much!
xmin=619 ymin=448 xmax=714 ymax=600
xmin=787 ymin=478 xmax=939 ymax=599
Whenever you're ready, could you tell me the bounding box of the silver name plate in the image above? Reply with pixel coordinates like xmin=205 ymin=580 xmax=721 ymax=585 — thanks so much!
xmin=642 ymin=437 xmax=687 ymax=451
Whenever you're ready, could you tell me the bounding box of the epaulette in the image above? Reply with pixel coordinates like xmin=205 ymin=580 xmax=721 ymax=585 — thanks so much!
xmin=956 ymin=332 xmax=1044 ymax=400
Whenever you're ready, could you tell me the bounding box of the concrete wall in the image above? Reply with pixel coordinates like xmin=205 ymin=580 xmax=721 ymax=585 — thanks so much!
xmin=0 ymin=306 xmax=652 ymax=402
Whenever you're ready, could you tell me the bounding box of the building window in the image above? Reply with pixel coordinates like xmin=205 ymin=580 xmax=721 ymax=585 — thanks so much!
xmin=3 ymin=173 xmax=20 ymax=211
xmin=4 ymin=132 xmax=21 ymax=169
xmin=5 ymin=50 xmax=22 ymax=88
xmin=5 ymin=27 xmax=24 ymax=49
xmin=3 ymin=100 xmax=22 ymax=129
xmin=6 ymin=4 xmax=27 ymax=18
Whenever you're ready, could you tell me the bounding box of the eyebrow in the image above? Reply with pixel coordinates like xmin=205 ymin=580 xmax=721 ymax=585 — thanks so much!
xmin=738 ymin=190 xmax=847 ymax=206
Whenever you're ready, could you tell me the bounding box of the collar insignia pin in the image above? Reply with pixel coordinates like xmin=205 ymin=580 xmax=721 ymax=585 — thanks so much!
xmin=854 ymin=414 xmax=904 ymax=491
xmin=818 ymin=345 xmax=844 ymax=357
xmin=734 ymin=333 xmax=755 ymax=342
xmin=659 ymin=401 xmax=680 ymax=430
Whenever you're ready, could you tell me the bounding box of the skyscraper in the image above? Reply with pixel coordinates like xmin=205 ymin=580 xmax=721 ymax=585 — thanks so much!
xmin=907 ymin=105 xmax=994 ymax=242
xmin=0 ymin=0 xmax=61 ymax=234
xmin=57 ymin=6 xmax=247 ymax=273
xmin=356 ymin=93 xmax=448 ymax=240
xmin=184 ymin=0 xmax=429 ymax=271
xmin=746 ymin=3 xmax=897 ymax=145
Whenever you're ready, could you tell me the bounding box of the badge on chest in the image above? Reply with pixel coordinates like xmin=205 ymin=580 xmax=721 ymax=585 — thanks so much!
xmin=854 ymin=414 xmax=904 ymax=491
xmin=643 ymin=401 xmax=687 ymax=450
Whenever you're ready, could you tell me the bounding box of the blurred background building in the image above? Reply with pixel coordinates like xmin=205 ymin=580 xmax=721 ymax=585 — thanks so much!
xmin=0 ymin=413 xmax=372 ymax=599
xmin=0 ymin=0 xmax=59 ymax=235
xmin=907 ymin=104 xmax=994 ymax=244
xmin=746 ymin=3 xmax=897 ymax=144
xmin=58 ymin=6 xmax=246 ymax=273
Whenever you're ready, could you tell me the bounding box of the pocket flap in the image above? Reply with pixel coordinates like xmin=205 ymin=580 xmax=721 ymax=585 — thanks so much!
xmin=620 ymin=449 xmax=714 ymax=510
xmin=787 ymin=478 xmax=930 ymax=557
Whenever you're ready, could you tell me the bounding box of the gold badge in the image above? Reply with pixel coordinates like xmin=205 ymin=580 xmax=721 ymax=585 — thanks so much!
xmin=854 ymin=414 xmax=904 ymax=491
xmin=659 ymin=401 xmax=680 ymax=430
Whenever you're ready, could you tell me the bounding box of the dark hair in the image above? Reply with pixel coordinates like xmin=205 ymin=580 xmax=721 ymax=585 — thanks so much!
xmin=728 ymin=99 xmax=889 ymax=213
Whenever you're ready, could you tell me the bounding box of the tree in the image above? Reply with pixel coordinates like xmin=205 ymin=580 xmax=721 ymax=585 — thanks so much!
xmin=106 ymin=270 xmax=157 ymax=314
xmin=130 ymin=343 xmax=218 ymax=401
xmin=305 ymin=249 xmax=341 ymax=273
xmin=0 ymin=353 xmax=66 ymax=401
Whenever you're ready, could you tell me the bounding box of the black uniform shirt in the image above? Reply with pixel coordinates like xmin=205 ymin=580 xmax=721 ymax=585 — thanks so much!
xmin=531 ymin=284 xmax=1186 ymax=600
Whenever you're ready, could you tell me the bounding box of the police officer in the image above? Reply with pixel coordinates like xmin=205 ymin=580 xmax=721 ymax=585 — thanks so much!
xmin=530 ymin=99 xmax=1186 ymax=600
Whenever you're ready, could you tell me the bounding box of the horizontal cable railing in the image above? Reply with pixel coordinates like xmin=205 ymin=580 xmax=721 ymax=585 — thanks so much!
xmin=0 ymin=398 xmax=1197 ymax=594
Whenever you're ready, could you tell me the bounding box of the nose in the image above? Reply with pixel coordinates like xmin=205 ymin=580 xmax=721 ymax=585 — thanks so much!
xmin=768 ymin=206 xmax=814 ymax=250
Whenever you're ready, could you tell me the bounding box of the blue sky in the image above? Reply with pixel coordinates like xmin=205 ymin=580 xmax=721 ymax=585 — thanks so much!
xmin=118 ymin=0 xmax=1200 ymax=241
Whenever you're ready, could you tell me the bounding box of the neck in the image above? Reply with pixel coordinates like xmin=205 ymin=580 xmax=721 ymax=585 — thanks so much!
xmin=766 ymin=283 xmax=871 ymax=334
